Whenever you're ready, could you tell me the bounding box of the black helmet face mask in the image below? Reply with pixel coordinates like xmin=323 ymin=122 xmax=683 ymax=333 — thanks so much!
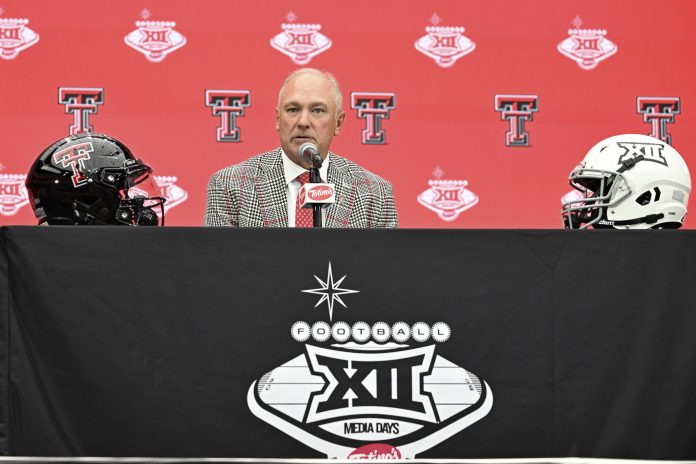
xmin=104 ymin=159 xmax=166 ymax=226
xmin=26 ymin=133 xmax=166 ymax=226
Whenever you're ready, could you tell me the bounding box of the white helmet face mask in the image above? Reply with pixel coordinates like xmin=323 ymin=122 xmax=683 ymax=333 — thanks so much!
xmin=562 ymin=134 xmax=691 ymax=229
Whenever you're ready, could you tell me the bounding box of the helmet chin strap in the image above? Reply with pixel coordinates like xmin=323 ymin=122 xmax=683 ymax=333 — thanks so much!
xmin=616 ymin=154 xmax=644 ymax=173
xmin=599 ymin=154 xmax=664 ymax=227
xmin=610 ymin=214 xmax=665 ymax=226
xmin=596 ymin=208 xmax=665 ymax=228
xmin=39 ymin=216 xmax=77 ymax=226
xmin=71 ymin=195 xmax=163 ymax=226
xmin=72 ymin=199 xmax=115 ymax=225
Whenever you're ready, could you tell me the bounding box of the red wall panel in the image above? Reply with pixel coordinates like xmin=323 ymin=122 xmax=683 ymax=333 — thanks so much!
xmin=1 ymin=0 xmax=694 ymax=228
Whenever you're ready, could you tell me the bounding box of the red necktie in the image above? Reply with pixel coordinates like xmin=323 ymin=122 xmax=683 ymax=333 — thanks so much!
xmin=295 ymin=171 xmax=313 ymax=228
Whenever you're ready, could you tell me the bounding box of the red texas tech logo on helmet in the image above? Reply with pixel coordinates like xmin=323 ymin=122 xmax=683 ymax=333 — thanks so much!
xmin=58 ymin=87 xmax=104 ymax=135
xmin=52 ymin=142 xmax=94 ymax=187
xmin=205 ymin=90 xmax=252 ymax=142
xmin=350 ymin=92 xmax=396 ymax=144
xmin=636 ymin=97 xmax=680 ymax=146
xmin=494 ymin=94 xmax=538 ymax=147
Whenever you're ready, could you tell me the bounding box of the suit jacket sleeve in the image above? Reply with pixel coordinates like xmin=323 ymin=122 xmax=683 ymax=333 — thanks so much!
xmin=204 ymin=169 xmax=238 ymax=227
xmin=381 ymin=180 xmax=398 ymax=228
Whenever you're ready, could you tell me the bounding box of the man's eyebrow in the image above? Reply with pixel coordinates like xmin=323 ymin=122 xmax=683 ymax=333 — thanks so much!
xmin=283 ymin=100 xmax=329 ymax=108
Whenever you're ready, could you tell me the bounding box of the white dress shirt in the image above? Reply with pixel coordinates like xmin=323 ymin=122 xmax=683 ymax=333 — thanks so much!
xmin=281 ymin=150 xmax=330 ymax=227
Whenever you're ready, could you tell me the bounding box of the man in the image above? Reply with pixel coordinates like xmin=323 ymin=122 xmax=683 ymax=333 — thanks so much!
xmin=204 ymin=68 xmax=397 ymax=227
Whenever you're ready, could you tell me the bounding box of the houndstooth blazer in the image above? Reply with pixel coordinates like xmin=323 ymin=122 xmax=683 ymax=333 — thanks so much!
xmin=204 ymin=148 xmax=398 ymax=228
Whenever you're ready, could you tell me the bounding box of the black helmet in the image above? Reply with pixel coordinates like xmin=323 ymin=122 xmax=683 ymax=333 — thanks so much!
xmin=25 ymin=133 xmax=165 ymax=225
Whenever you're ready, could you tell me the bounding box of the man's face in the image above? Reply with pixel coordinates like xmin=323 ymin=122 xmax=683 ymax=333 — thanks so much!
xmin=276 ymin=72 xmax=345 ymax=168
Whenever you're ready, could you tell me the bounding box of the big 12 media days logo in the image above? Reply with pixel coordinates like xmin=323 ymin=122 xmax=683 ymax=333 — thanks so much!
xmin=0 ymin=15 xmax=39 ymax=60
xmin=247 ymin=263 xmax=493 ymax=459
xmin=414 ymin=13 xmax=475 ymax=68
xmin=557 ymin=17 xmax=617 ymax=71
xmin=270 ymin=11 xmax=332 ymax=65
xmin=124 ymin=9 xmax=186 ymax=62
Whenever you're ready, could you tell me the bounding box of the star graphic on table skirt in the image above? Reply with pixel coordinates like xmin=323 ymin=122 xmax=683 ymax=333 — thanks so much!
xmin=302 ymin=262 xmax=359 ymax=321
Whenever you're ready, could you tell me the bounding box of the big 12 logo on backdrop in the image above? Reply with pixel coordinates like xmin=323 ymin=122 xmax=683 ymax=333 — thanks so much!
xmin=0 ymin=174 xmax=29 ymax=216
xmin=418 ymin=167 xmax=479 ymax=222
xmin=124 ymin=9 xmax=186 ymax=63
xmin=270 ymin=11 xmax=332 ymax=65
xmin=247 ymin=262 xmax=493 ymax=459
xmin=414 ymin=13 xmax=475 ymax=68
xmin=557 ymin=17 xmax=617 ymax=70
xmin=0 ymin=15 xmax=39 ymax=60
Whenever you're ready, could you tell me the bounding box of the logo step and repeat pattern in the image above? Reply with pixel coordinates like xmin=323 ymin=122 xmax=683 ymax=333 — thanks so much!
xmin=418 ymin=167 xmax=478 ymax=222
xmin=0 ymin=85 xmax=188 ymax=217
xmin=414 ymin=14 xmax=475 ymax=68
xmin=270 ymin=12 xmax=332 ymax=65
xmin=557 ymin=17 xmax=617 ymax=70
xmin=247 ymin=263 xmax=492 ymax=459
xmin=0 ymin=5 xmax=691 ymax=226
xmin=0 ymin=16 xmax=39 ymax=59
xmin=124 ymin=10 xmax=186 ymax=62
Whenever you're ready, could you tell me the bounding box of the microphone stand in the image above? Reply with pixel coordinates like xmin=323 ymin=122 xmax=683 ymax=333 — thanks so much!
xmin=309 ymin=163 xmax=322 ymax=228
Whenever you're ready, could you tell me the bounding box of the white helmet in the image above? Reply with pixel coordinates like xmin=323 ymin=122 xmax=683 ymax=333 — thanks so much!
xmin=562 ymin=134 xmax=691 ymax=229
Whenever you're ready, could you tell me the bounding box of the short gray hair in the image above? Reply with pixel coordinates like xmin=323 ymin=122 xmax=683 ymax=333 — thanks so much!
xmin=278 ymin=68 xmax=343 ymax=114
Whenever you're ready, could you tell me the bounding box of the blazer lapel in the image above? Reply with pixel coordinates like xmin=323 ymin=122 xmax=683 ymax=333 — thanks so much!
xmin=326 ymin=155 xmax=356 ymax=228
xmin=256 ymin=149 xmax=289 ymax=227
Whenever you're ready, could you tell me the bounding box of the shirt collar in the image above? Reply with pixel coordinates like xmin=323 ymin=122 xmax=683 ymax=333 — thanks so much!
xmin=281 ymin=148 xmax=330 ymax=184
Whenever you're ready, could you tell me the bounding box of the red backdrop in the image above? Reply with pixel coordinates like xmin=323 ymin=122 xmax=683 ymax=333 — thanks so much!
xmin=1 ymin=0 xmax=695 ymax=228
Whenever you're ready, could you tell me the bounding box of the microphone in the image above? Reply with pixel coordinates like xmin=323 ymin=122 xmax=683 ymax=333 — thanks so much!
xmin=298 ymin=142 xmax=324 ymax=168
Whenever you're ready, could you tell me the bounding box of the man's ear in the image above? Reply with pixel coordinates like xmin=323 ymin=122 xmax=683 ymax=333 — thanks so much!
xmin=275 ymin=108 xmax=280 ymax=132
xmin=334 ymin=111 xmax=345 ymax=135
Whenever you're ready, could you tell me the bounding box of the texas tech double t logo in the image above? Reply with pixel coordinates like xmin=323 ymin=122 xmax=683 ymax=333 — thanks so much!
xmin=205 ymin=90 xmax=251 ymax=142
xmin=52 ymin=142 xmax=94 ymax=187
xmin=350 ymin=92 xmax=396 ymax=144
xmin=636 ymin=97 xmax=680 ymax=145
xmin=494 ymin=94 xmax=538 ymax=147
xmin=58 ymin=87 xmax=104 ymax=135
